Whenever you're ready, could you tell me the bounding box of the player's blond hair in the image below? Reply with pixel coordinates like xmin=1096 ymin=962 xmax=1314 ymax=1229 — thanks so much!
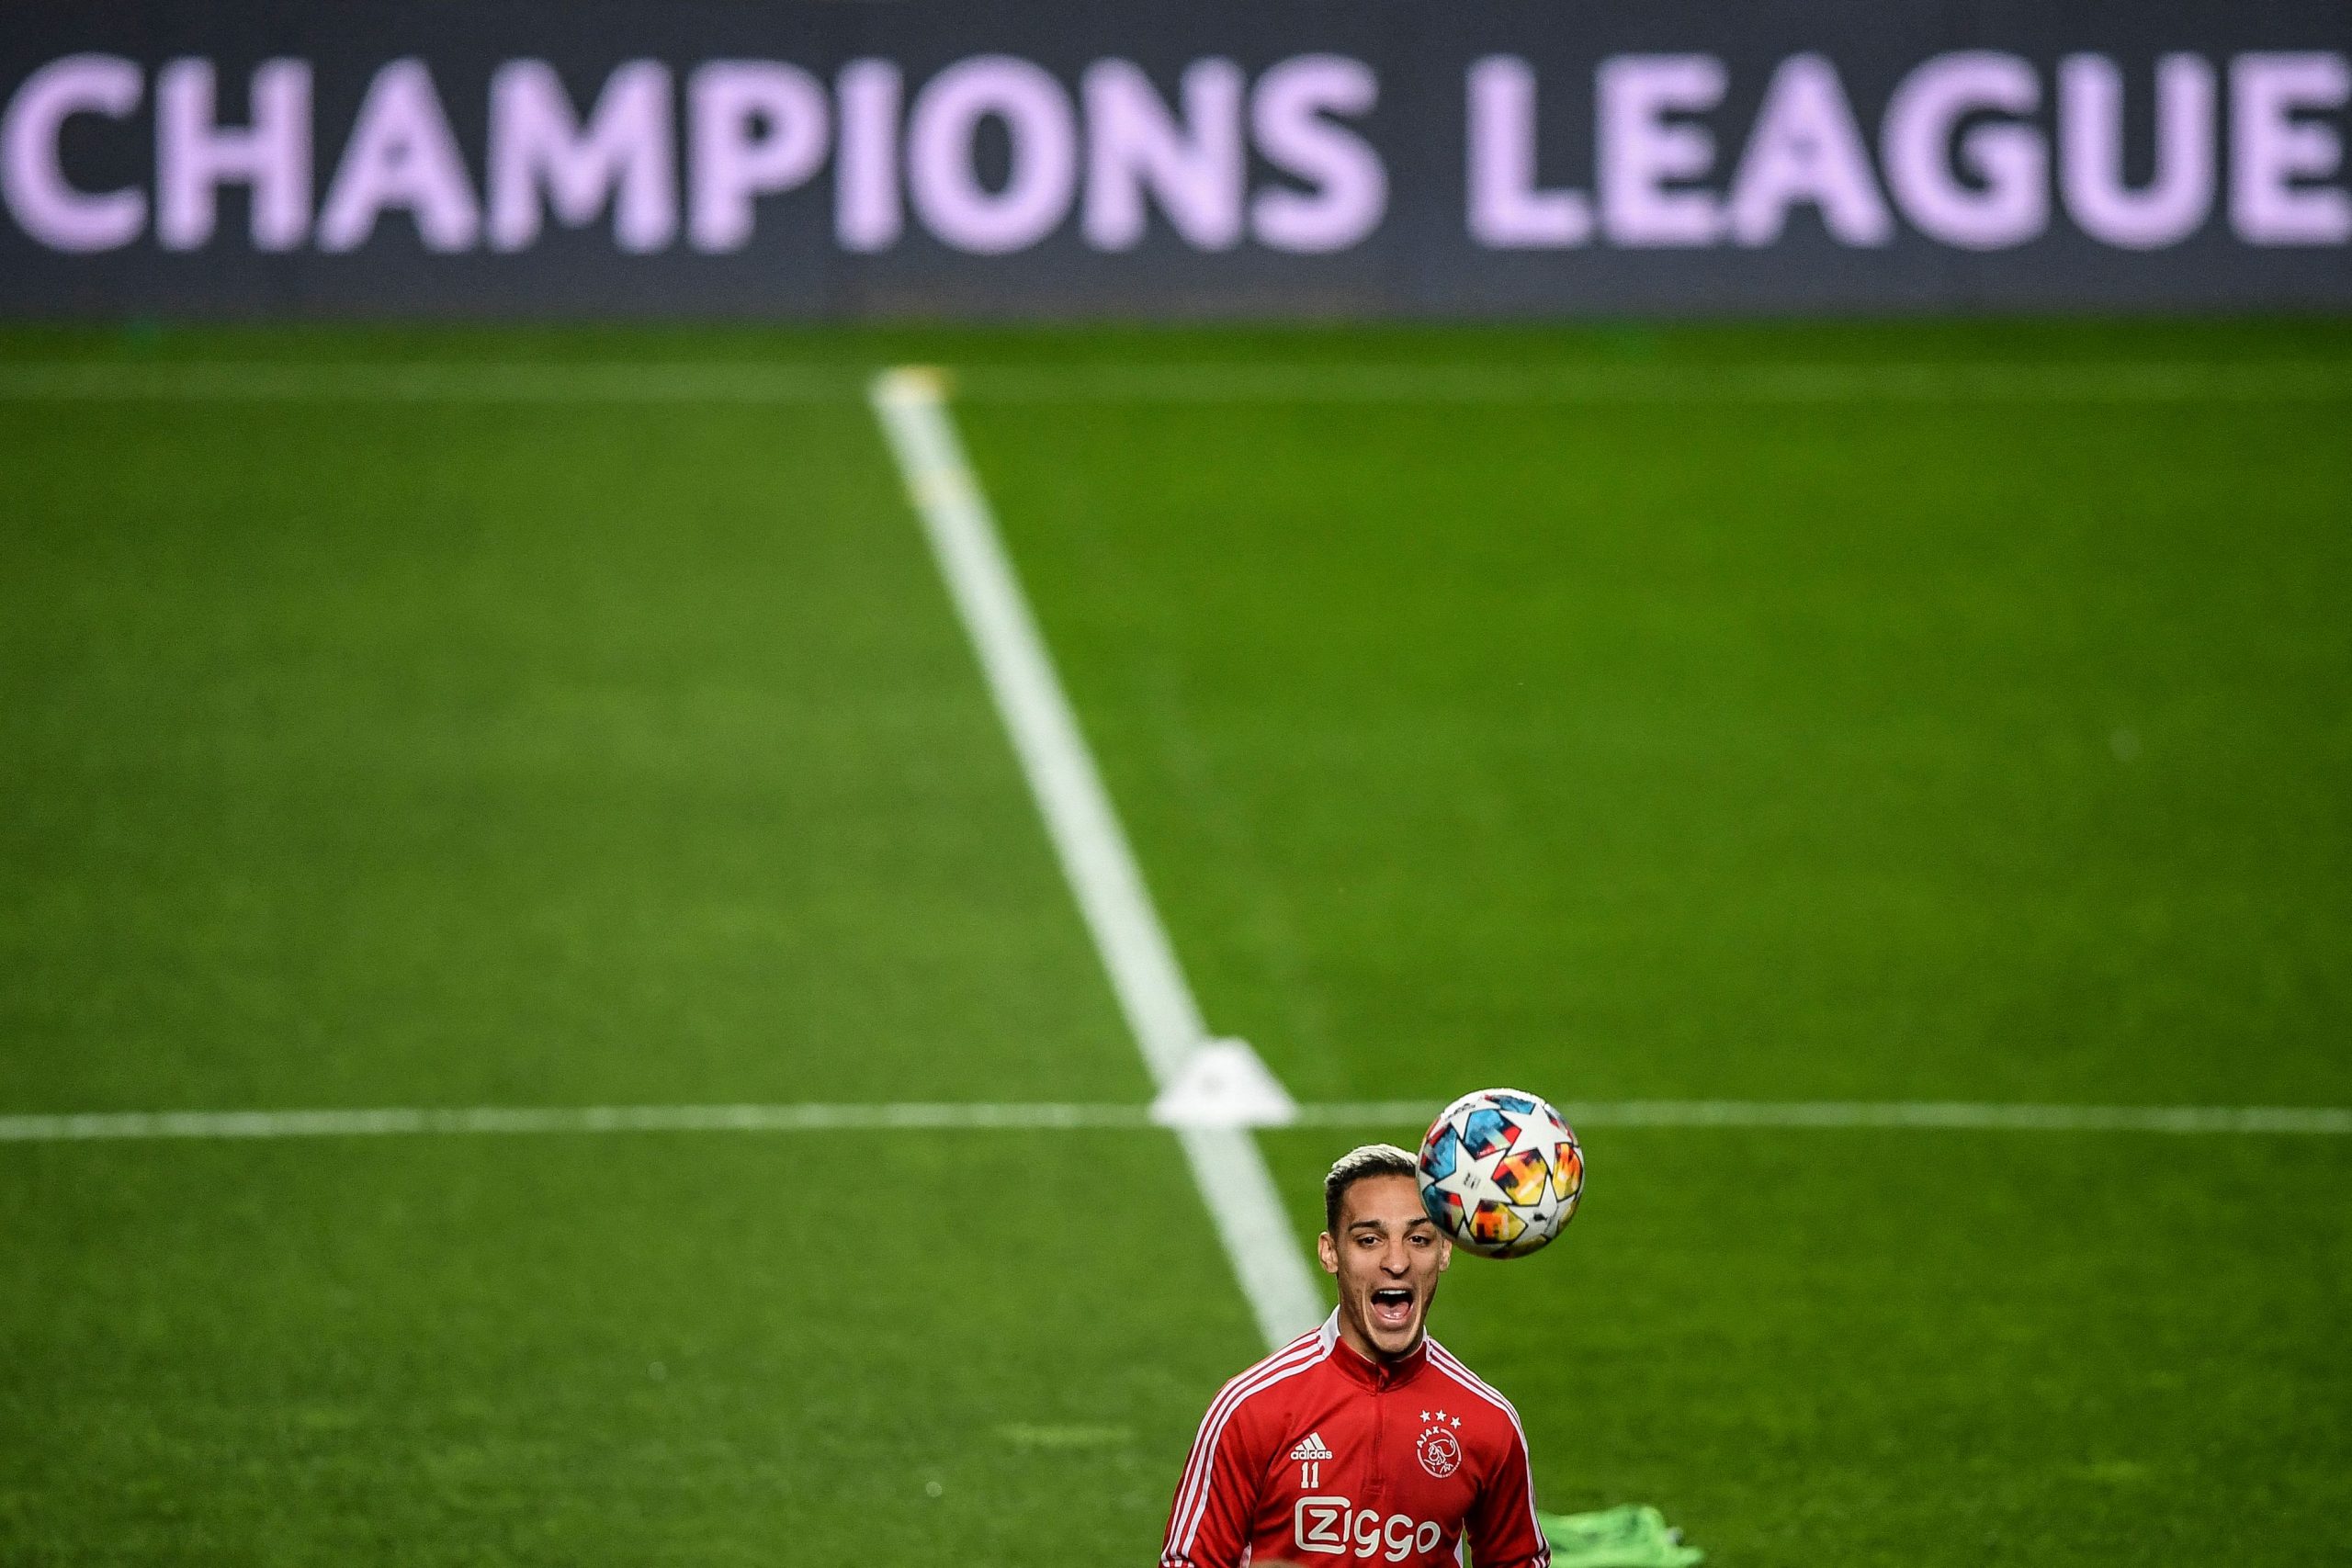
xmin=1322 ymin=1143 xmax=1419 ymax=1235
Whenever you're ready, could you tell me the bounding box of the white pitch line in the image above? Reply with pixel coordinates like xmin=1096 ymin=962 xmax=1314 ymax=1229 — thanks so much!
xmin=5 ymin=1099 xmax=2346 ymax=1145
xmin=949 ymin=361 xmax=2352 ymax=404
xmin=868 ymin=365 xmax=1326 ymax=1350
xmin=0 ymin=1102 xmax=1159 ymax=1143
xmin=2 ymin=360 xmax=2347 ymax=406
xmin=0 ymin=361 xmax=859 ymax=403
xmin=1294 ymin=1100 xmax=2352 ymax=1134
xmin=868 ymin=367 xmax=1204 ymax=1086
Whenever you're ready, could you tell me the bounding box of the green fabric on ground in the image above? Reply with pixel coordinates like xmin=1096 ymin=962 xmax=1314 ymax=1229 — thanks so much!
xmin=1539 ymin=1505 xmax=1704 ymax=1567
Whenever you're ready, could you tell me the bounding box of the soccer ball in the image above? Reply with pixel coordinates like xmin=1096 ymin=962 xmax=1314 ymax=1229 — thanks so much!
xmin=1417 ymin=1089 xmax=1583 ymax=1258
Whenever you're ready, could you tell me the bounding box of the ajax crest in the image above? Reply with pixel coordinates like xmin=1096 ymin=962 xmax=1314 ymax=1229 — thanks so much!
xmin=1415 ymin=1410 xmax=1464 ymax=1478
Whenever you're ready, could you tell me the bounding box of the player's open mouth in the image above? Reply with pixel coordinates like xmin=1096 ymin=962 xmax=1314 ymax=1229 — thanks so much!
xmin=1369 ymin=1287 xmax=1415 ymax=1328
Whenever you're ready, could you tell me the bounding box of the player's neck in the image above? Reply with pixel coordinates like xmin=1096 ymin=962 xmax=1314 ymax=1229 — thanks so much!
xmin=1336 ymin=1313 xmax=1425 ymax=1369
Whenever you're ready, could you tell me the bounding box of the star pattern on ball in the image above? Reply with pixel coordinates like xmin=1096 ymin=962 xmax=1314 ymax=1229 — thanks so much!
xmin=1498 ymin=1101 xmax=1558 ymax=1155
xmin=1419 ymin=1089 xmax=1584 ymax=1258
xmin=1430 ymin=1103 xmax=1553 ymax=1205
xmin=1426 ymin=1138 xmax=1498 ymax=1211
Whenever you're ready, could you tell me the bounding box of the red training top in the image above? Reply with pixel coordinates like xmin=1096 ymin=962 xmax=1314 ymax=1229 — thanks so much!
xmin=1161 ymin=1312 xmax=1551 ymax=1568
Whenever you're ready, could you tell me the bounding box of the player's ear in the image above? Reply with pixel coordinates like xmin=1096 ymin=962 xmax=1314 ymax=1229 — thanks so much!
xmin=1436 ymin=1236 xmax=1452 ymax=1272
xmin=1316 ymin=1231 xmax=1340 ymax=1276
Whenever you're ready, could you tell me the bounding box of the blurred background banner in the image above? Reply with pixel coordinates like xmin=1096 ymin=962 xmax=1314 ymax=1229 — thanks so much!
xmin=4 ymin=0 xmax=2349 ymax=317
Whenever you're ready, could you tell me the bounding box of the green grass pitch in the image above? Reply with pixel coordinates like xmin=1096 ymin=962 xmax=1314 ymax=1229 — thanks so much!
xmin=2 ymin=320 xmax=2347 ymax=1564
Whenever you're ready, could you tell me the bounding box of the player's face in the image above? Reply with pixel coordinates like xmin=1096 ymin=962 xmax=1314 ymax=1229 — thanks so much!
xmin=1317 ymin=1173 xmax=1452 ymax=1361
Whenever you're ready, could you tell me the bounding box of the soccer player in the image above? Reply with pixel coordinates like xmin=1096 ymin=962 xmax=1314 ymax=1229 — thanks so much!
xmin=1160 ymin=1144 xmax=1550 ymax=1568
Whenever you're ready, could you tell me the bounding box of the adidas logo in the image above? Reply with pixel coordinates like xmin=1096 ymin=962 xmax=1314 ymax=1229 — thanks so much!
xmin=1287 ymin=1431 xmax=1334 ymax=1461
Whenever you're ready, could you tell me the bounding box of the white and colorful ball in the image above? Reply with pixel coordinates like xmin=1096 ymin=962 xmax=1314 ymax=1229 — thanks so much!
xmin=1416 ymin=1088 xmax=1584 ymax=1258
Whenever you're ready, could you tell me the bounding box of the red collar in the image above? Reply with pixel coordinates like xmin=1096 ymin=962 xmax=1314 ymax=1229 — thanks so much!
xmin=1329 ymin=1329 xmax=1430 ymax=1391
